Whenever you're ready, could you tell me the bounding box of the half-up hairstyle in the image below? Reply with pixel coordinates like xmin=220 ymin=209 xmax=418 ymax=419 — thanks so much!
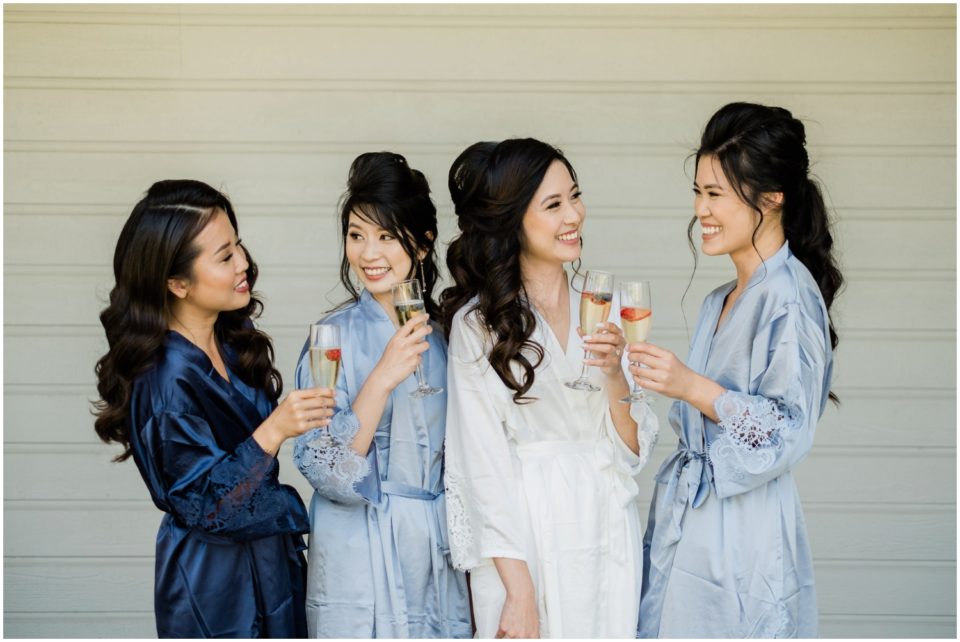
xmin=441 ymin=138 xmax=578 ymax=403
xmin=337 ymin=152 xmax=440 ymax=317
xmin=694 ymin=102 xmax=844 ymax=401
xmin=93 ymin=180 xmax=281 ymax=461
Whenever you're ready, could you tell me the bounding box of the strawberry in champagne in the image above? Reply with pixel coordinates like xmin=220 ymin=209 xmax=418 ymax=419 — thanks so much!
xmin=580 ymin=290 xmax=613 ymax=334
xmin=620 ymin=306 xmax=652 ymax=344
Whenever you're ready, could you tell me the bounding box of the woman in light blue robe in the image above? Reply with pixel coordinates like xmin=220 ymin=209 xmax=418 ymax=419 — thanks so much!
xmin=292 ymin=152 xmax=471 ymax=638
xmin=628 ymin=103 xmax=844 ymax=638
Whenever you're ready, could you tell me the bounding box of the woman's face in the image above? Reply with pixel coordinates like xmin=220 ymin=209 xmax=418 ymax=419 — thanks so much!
xmin=520 ymin=160 xmax=585 ymax=268
xmin=169 ymin=208 xmax=250 ymax=317
xmin=693 ymin=154 xmax=779 ymax=261
xmin=345 ymin=210 xmax=415 ymax=307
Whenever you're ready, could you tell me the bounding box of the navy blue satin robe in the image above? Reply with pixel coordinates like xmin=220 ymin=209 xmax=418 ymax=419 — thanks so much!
xmin=128 ymin=331 xmax=310 ymax=638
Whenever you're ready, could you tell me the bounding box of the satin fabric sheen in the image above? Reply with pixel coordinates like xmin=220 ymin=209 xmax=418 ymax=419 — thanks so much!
xmin=129 ymin=331 xmax=310 ymax=638
xmin=638 ymin=243 xmax=832 ymax=638
xmin=445 ymin=277 xmax=659 ymax=637
xmin=293 ymin=290 xmax=471 ymax=638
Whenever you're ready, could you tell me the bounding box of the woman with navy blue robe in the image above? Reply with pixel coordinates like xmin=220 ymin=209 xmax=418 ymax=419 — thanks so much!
xmin=94 ymin=179 xmax=335 ymax=638
xmin=628 ymin=103 xmax=844 ymax=638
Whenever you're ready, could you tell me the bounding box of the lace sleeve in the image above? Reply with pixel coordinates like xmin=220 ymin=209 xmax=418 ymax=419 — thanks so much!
xmin=443 ymin=309 xmax=528 ymax=571
xmin=443 ymin=470 xmax=475 ymax=572
xmin=630 ymin=399 xmax=660 ymax=473
xmin=293 ymin=412 xmax=373 ymax=506
xmin=708 ymin=390 xmax=802 ymax=483
xmin=707 ymin=300 xmax=830 ymax=499
xmin=158 ymin=415 xmax=309 ymax=539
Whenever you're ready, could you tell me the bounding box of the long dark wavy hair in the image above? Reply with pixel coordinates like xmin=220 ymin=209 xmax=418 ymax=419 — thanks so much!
xmin=441 ymin=138 xmax=578 ymax=403
xmin=693 ymin=102 xmax=844 ymax=401
xmin=337 ymin=152 xmax=440 ymax=317
xmin=93 ymin=179 xmax=281 ymax=461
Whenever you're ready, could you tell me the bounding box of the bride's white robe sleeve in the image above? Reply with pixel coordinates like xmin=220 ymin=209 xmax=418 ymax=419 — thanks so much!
xmin=444 ymin=310 xmax=528 ymax=571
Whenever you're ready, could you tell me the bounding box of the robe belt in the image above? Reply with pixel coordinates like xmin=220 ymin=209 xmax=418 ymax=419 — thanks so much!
xmin=372 ymin=479 xmax=452 ymax=632
xmin=175 ymin=521 xmax=307 ymax=552
xmin=516 ymin=439 xmax=640 ymax=509
xmin=380 ymin=481 xmax=442 ymax=501
xmin=655 ymin=444 xmax=713 ymax=510
xmin=163 ymin=513 xmax=239 ymax=545
xmin=188 ymin=530 xmax=236 ymax=544
xmin=379 ymin=481 xmax=450 ymax=556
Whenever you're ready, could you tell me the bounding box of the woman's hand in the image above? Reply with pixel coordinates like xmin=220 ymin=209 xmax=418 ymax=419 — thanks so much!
xmin=370 ymin=313 xmax=432 ymax=391
xmin=254 ymin=387 xmax=336 ymax=455
xmin=580 ymin=321 xmax=627 ymax=378
xmin=626 ymin=341 xmax=727 ymax=420
xmin=496 ymin=590 xmax=540 ymax=639
xmin=625 ymin=341 xmax=696 ymax=400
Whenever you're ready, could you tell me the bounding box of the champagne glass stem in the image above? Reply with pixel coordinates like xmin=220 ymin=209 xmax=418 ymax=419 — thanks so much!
xmin=577 ymin=348 xmax=591 ymax=380
xmin=415 ymin=363 xmax=428 ymax=388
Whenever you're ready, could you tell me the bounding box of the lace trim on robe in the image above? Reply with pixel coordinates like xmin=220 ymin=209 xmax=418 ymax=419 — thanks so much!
xmin=633 ymin=403 xmax=660 ymax=472
xmin=293 ymin=411 xmax=370 ymax=505
xmin=170 ymin=435 xmax=300 ymax=538
xmin=443 ymin=471 xmax=475 ymax=571
xmin=707 ymin=390 xmax=802 ymax=482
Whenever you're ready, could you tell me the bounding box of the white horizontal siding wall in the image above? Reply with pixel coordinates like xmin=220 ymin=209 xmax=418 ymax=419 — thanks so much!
xmin=3 ymin=3 xmax=955 ymax=638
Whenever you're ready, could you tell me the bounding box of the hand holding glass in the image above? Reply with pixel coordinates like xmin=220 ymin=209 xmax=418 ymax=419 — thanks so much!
xmin=566 ymin=270 xmax=614 ymax=392
xmin=308 ymin=323 xmax=341 ymax=441
xmin=619 ymin=280 xmax=653 ymax=404
xmin=392 ymin=279 xmax=442 ymax=399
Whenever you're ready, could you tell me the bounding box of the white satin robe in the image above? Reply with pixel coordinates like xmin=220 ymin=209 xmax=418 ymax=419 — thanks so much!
xmin=444 ymin=278 xmax=659 ymax=638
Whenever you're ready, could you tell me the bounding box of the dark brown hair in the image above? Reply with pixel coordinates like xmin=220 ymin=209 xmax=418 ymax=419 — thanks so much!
xmin=93 ymin=179 xmax=281 ymax=461
xmin=695 ymin=102 xmax=844 ymax=402
xmin=441 ymin=138 xmax=578 ymax=403
xmin=336 ymin=152 xmax=440 ymax=316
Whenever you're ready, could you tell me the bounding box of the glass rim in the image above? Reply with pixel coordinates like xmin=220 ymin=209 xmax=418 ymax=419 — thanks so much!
xmin=391 ymin=278 xmax=421 ymax=289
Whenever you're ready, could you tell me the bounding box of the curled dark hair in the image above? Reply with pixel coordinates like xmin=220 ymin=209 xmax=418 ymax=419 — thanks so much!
xmin=441 ymin=138 xmax=578 ymax=403
xmin=93 ymin=180 xmax=282 ymax=461
xmin=693 ymin=102 xmax=844 ymax=401
xmin=337 ymin=152 xmax=440 ymax=317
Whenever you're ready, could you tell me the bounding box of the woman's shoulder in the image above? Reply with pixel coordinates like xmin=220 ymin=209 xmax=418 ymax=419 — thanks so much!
xmin=131 ymin=349 xmax=207 ymax=419
xmin=743 ymin=258 xmax=829 ymax=345
xmin=449 ymin=296 xmax=486 ymax=337
xmin=448 ymin=296 xmax=492 ymax=357
xmin=317 ymin=298 xmax=364 ymax=324
xmin=759 ymin=255 xmax=826 ymax=315
xmin=450 ymin=294 xmax=481 ymax=321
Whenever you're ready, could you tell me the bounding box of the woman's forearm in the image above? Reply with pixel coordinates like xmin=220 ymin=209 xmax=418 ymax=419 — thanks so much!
xmin=347 ymin=368 xmax=393 ymax=455
xmin=681 ymin=373 xmax=726 ymax=423
xmin=606 ymin=371 xmax=640 ymax=454
xmin=493 ymin=557 xmax=536 ymax=599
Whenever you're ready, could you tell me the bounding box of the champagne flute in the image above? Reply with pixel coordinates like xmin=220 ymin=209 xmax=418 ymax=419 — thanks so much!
xmin=566 ymin=270 xmax=614 ymax=392
xmin=618 ymin=280 xmax=653 ymax=404
xmin=308 ymin=323 xmax=341 ymax=442
xmin=392 ymin=279 xmax=442 ymax=399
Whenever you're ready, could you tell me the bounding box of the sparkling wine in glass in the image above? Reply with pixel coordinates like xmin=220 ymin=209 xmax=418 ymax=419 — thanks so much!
xmin=392 ymin=279 xmax=442 ymax=399
xmin=566 ymin=270 xmax=614 ymax=392
xmin=309 ymin=323 xmax=341 ymax=441
xmin=619 ymin=280 xmax=653 ymax=404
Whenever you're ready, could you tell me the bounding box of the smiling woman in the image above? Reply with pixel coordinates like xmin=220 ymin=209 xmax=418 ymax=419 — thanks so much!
xmin=631 ymin=103 xmax=844 ymax=638
xmin=92 ymin=179 xmax=335 ymax=638
xmin=440 ymin=138 xmax=659 ymax=638
xmin=291 ymin=152 xmax=472 ymax=638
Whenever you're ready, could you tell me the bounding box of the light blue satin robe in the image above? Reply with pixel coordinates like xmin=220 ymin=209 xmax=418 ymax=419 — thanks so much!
xmin=292 ymin=290 xmax=472 ymax=638
xmin=638 ymin=243 xmax=832 ymax=638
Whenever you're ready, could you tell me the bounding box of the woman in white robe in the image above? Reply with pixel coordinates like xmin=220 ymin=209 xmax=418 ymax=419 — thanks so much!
xmin=440 ymin=138 xmax=659 ymax=638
